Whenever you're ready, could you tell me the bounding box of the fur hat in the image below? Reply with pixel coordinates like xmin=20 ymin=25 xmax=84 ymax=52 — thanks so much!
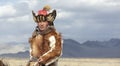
xmin=32 ymin=5 xmax=56 ymax=26
xmin=43 ymin=5 xmax=51 ymax=11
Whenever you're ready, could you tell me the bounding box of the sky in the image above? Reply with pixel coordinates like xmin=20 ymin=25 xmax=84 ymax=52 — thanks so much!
xmin=0 ymin=0 xmax=120 ymax=54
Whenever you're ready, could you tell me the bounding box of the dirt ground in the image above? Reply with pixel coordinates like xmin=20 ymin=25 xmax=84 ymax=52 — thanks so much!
xmin=1 ymin=58 xmax=120 ymax=66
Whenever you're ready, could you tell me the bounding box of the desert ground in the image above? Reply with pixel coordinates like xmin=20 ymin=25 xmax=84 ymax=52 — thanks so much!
xmin=1 ymin=58 xmax=120 ymax=66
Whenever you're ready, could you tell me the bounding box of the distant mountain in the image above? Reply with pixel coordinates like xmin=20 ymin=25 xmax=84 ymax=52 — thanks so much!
xmin=0 ymin=51 xmax=29 ymax=58
xmin=0 ymin=38 xmax=120 ymax=58
xmin=75 ymin=38 xmax=120 ymax=58
xmin=82 ymin=38 xmax=120 ymax=48
xmin=62 ymin=39 xmax=83 ymax=57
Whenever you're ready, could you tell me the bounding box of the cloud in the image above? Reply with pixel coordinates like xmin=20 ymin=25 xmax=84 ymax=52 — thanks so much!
xmin=0 ymin=34 xmax=30 ymax=43
xmin=0 ymin=0 xmax=120 ymax=44
xmin=0 ymin=43 xmax=28 ymax=54
xmin=0 ymin=5 xmax=16 ymax=18
xmin=18 ymin=0 xmax=38 ymax=9
xmin=54 ymin=0 xmax=120 ymax=42
xmin=57 ymin=9 xmax=75 ymax=19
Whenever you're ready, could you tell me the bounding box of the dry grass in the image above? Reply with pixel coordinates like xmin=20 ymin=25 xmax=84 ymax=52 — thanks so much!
xmin=1 ymin=58 xmax=120 ymax=66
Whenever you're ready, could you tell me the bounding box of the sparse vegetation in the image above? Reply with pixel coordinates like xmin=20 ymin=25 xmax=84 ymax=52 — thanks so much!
xmin=0 ymin=58 xmax=120 ymax=66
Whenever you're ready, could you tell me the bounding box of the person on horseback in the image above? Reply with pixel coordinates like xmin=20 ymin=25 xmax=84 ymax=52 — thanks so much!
xmin=27 ymin=5 xmax=63 ymax=66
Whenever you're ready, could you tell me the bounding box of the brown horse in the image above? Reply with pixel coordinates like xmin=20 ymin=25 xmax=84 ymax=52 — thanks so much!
xmin=0 ymin=60 xmax=5 ymax=66
xmin=0 ymin=60 xmax=8 ymax=66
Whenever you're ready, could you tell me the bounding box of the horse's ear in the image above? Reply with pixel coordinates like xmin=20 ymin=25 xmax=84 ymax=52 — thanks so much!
xmin=32 ymin=10 xmax=37 ymax=22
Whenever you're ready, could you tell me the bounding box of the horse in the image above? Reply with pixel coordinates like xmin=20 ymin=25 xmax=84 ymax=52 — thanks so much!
xmin=0 ymin=59 xmax=8 ymax=66
xmin=0 ymin=60 xmax=5 ymax=66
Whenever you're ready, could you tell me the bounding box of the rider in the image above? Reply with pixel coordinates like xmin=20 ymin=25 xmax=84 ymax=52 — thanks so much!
xmin=28 ymin=5 xmax=63 ymax=66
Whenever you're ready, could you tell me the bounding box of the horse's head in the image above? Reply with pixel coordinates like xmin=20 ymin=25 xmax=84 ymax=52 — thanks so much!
xmin=0 ymin=59 xmax=8 ymax=66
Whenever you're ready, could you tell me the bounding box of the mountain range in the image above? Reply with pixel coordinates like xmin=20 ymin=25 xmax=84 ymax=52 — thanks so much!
xmin=0 ymin=38 xmax=120 ymax=58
